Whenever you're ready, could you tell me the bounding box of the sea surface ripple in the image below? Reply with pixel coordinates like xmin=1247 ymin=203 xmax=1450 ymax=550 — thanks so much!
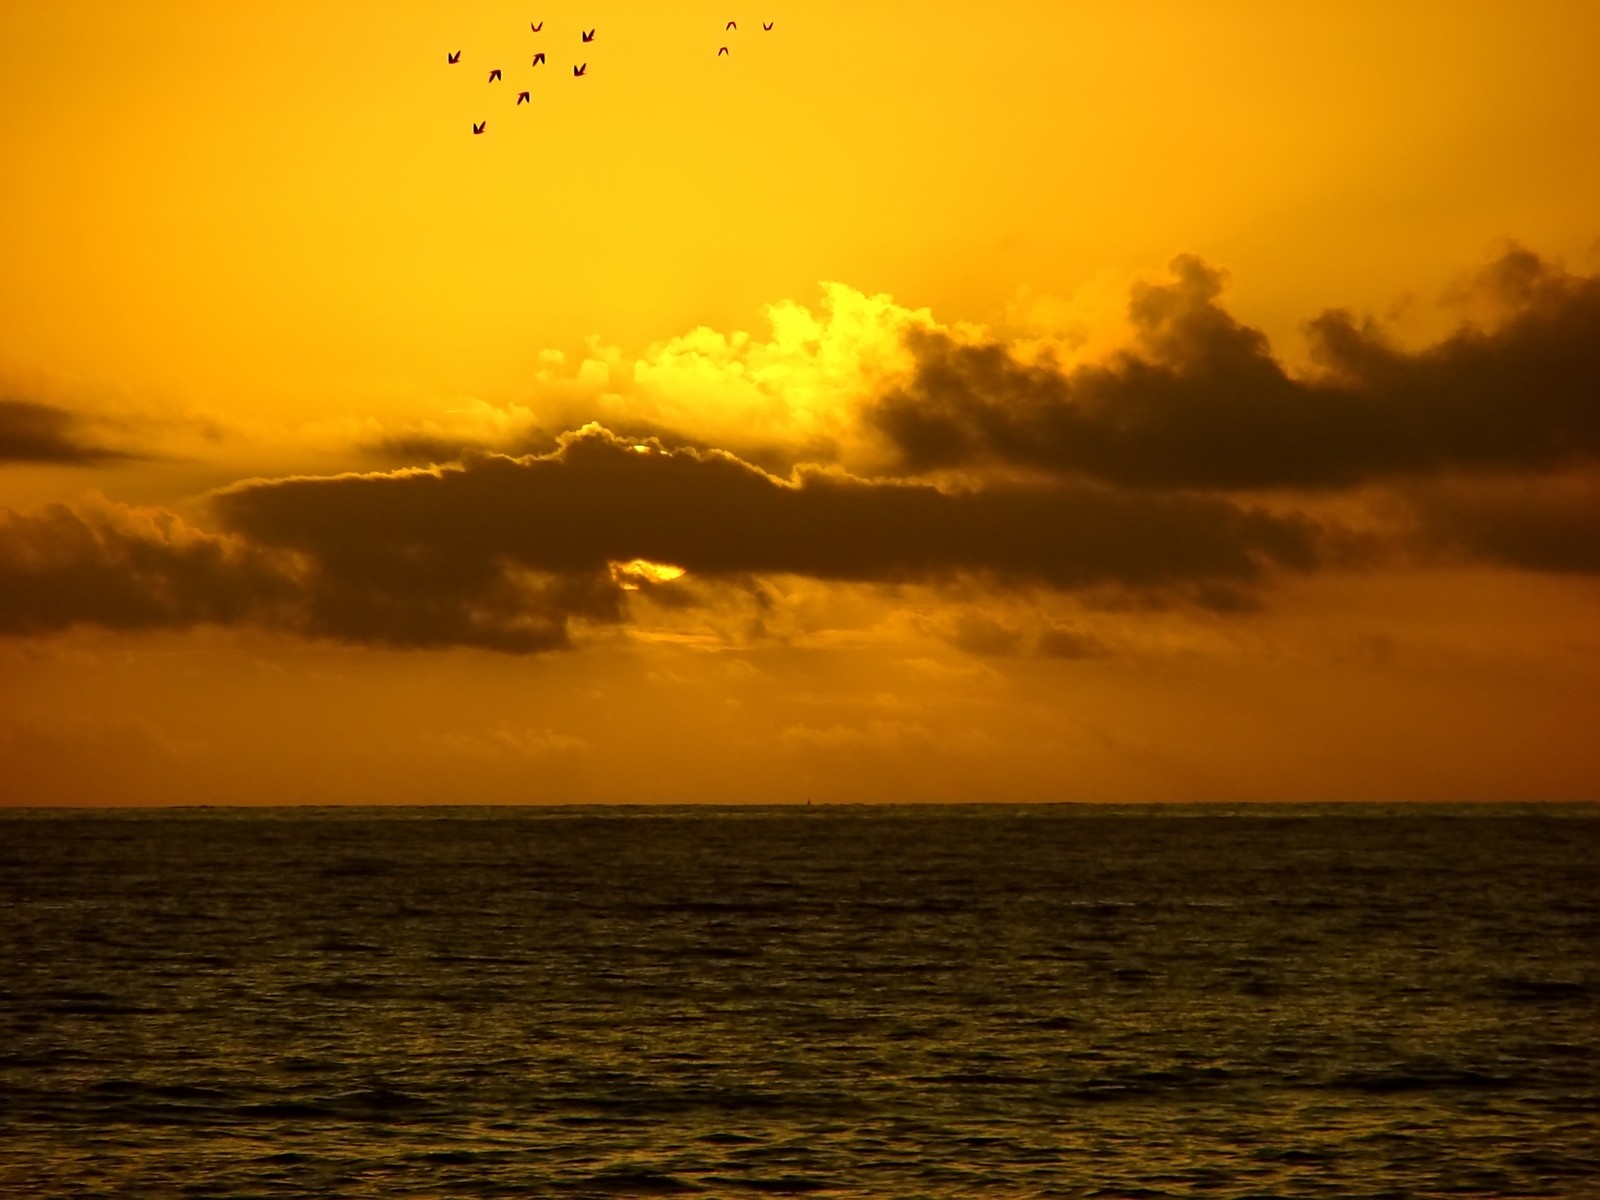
xmin=1 ymin=805 xmax=1597 ymax=1198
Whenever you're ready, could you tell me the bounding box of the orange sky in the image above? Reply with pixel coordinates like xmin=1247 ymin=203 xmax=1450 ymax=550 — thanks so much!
xmin=3 ymin=1 xmax=1599 ymax=805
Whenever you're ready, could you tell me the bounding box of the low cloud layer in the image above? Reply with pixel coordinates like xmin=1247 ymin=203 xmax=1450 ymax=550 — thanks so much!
xmin=1410 ymin=473 xmax=1600 ymax=575
xmin=218 ymin=427 xmax=1322 ymax=593
xmin=0 ymin=428 xmax=1326 ymax=651
xmin=0 ymin=500 xmax=294 ymax=635
xmin=868 ymin=247 xmax=1600 ymax=491
xmin=0 ymin=497 xmax=604 ymax=652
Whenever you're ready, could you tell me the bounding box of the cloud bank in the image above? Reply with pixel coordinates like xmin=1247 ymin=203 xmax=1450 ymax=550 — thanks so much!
xmin=217 ymin=426 xmax=1323 ymax=589
xmin=0 ymin=499 xmax=295 ymax=635
xmin=868 ymin=247 xmax=1600 ymax=490
xmin=0 ymin=428 xmax=1324 ymax=650
xmin=3 ymin=247 xmax=1597 ymax=653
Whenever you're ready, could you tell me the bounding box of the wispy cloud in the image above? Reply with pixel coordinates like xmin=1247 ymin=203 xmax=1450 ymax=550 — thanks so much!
xmin=0 ymin=399 xmax=142 ymax=466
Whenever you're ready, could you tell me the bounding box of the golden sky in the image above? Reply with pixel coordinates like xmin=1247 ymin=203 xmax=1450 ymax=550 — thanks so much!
xmin=3 ymin=1 xmax=1599 ymax=804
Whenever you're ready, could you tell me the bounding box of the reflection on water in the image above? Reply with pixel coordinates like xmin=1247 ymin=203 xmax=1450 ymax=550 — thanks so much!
xmin=1 ymin=805 xmax=1596 ymax=1197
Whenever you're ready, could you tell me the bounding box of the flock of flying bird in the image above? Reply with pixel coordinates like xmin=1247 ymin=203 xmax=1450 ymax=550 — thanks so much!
xmin=449 ymin=18 xmax=778 ymax=134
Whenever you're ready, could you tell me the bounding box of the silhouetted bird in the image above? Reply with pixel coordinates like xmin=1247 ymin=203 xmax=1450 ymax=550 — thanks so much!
xmin=763 ymin=22 xmax=774 ymax=30
xmin=573 ymin=62 xmax=587 ymax=76
xmin=726 ymin=20 xmax=737 ymax=29
xmin=532 ymin=52 xmax=546 ymax=65
xmin=718 ymin=46 xmax=729 ymax=55
xmin=472 ymin=121 xmax=486 ymax=134
xmin=488 ymin=68 xmax=502 ymax=81
xmin=582 ymin=28 xmax=595 ymax=42
xmin=517 ymin=90 xmax=530 ymax=104
xmin=447 ymin=50 xmax=461 ymax=63
xmin=531 ymin=21 xmax=543 ymax=31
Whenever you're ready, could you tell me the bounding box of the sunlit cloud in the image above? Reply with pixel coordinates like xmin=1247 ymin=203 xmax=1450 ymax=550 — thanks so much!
xmin=868 ymin=247 xmax=1600 ymax=491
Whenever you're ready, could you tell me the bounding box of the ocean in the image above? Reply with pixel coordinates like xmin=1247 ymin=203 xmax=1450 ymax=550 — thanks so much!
xmin=1 ymin=805 xmax=1596 ymax=1198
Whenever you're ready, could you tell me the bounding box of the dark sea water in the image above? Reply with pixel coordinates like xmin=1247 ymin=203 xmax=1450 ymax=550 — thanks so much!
xmin=1 ymin=806 xmax=1597 ymax=1199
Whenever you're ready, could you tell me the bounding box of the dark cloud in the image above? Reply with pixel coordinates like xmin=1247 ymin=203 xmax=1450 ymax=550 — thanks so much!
xmin=0 ymin=499 xmax=609 ymax=653
xmin=948 ymin=612 xmax=1024 ymax=657
xmin=298 ymin=550 xmax=616 ymax=654
xmin=868 ymin=248 xmax=1600 ymax=491
xmin=0 ymin=399 xmax=138 ymax=466
xmin=1036 ymin=625 xmax=1111 ymax=660
xmin=2 ymin=429 xmax=1325 ymax=653
xmin=216 ymin=427 xmax=1325 ymax=604
xmin=0 ymin=500 xmax=296 ymax=635
xmin=1411 ymin=474 xmax=1600 ymax=575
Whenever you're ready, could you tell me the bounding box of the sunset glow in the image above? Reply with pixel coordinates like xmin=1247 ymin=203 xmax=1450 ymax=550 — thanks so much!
xmin=3 ymin=0 xmax=1599 ymax=805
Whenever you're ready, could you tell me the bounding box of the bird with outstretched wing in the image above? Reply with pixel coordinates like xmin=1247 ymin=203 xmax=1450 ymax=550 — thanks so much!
xmin=718 ymin=46 xmax=729 ymax=55
xmin=531 ymin=21 xmax=543 ymax=31
xmin=488 ymin=68 xmax=502 ymax=81
xmin=581 ymin=28 xmax=595 ymax=42
xmin=517 ymin=91 xmax=530 ymax=104
xmin=447 ymin=50 xmax=460 ymax=63
xmin=532 ymin=52 xmax=545 ymax=65
xmin=472 ymin=121 xmax=486 ymax=134
xmin=573 ymin=62 xmax=587 ymax=76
